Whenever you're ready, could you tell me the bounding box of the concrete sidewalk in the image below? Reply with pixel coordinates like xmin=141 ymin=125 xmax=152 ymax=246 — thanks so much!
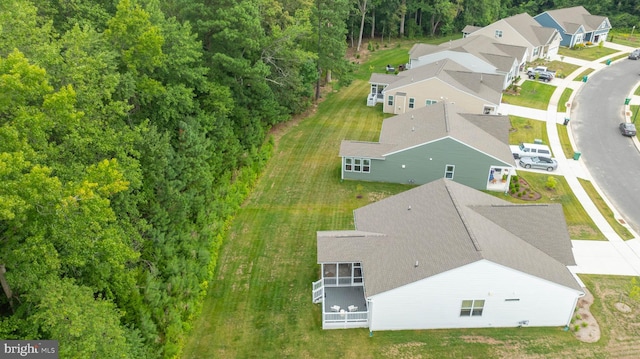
xmin=508 ymin=42 xmax=640 ymax=276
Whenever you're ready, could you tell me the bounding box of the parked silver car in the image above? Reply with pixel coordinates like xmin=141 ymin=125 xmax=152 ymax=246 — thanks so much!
xmin=519 ymin=156 xmax=558 ymax=171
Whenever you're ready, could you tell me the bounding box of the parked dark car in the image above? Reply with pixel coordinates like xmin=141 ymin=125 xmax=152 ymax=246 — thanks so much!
xmin=619 ymin=122 xmax=637 ymax=136
xmin=528 ymin=72 xmax=553 ymax=82
xmin=629 ymin=50 xmax=640 ymax=60
xmin=519 ymin=156 xmax=558 ymax=171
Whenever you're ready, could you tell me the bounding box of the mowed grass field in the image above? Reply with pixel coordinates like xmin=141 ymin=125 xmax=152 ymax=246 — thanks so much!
xmin=181 ymin=42 xmax=640 ymax=358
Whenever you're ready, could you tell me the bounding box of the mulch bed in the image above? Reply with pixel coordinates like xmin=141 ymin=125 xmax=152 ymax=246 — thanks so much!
xmin=508 ymin=176 xmax=542 ymax=201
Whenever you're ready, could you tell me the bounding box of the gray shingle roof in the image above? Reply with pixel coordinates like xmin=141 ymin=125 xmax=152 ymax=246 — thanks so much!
xmin=442 ymin=35 xmax=524 ymax=71
xmin=381 ymin=59 xmax=503 ymax=104
xmin=502 ymin=13 xmax=558 ymax=46
xmin=462 ymin=25 xmax=482 ymax=34
xmin=543 ymin=6 xmax=609 ymax=34
xmin=340 ymin=103 xmax=514 ymax=164
xmin=369 ymin=73 xmax=398 ymax=85
xmin=317 ymin=179 xmax=582 ymax=297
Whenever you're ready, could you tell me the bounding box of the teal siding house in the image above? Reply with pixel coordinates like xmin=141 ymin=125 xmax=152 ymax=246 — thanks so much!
xmin=340 ymin=103 xmax=516 ymax=192
xmin=534 ymin=6 xmax=611 ymax=47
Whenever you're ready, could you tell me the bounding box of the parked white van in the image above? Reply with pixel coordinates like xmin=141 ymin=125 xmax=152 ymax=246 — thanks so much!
xmin=510 ymin=142 xmax=552 ymax=159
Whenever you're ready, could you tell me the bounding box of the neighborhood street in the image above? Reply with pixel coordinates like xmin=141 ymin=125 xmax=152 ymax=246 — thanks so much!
xmin=501 ymin=43 xmax=640 ymax=277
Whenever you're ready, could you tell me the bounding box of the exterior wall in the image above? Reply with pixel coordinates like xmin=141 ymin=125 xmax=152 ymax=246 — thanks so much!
xmin=382 ymin=79 xmax=498 ymax=115
xmin=368 ymin=260 xmax=583 ymax=331
xmin=469 ymin=22 xmax=537 ymax=62
xmin=342 ymin=137 xmax=512 ymax=190
xmin=534 ymin=14 xmax=573 ymax=47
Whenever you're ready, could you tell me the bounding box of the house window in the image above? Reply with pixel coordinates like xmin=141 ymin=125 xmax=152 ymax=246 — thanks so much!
xmin=483 ymin=106 xmax=495 ymax=115
xmin=388 ymin=95 xmax=394 ymax=106
xmin=444 ymin=164 xmax=455 ymax=179
xmin=495 ymin=30 xmax=502 ymax=38
xmin=344 ymin=157 xmax=371 ymax=173
xmin=409 ymin=98 xmax=415 ymax=109
xmin=533 ymin=47 xmax=539 ymax=56
xmin=460 ymin=299 xmax=485 ymax=316
xmin=426 ymin=99 xmax=438 ymax=106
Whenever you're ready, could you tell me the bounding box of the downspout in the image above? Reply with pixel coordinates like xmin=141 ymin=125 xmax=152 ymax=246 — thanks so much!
xmin=367 ymin=298 xmax=373 ymax=334
xmin=564 ymin=291 xmax=586 ymax=329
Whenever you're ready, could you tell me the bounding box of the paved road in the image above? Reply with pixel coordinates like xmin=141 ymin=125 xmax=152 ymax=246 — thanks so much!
xmin=571 ymin=59 xmax=640 ymax=232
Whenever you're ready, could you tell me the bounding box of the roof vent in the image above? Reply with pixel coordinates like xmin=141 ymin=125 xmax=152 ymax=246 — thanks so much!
xmin=408 ymin=205 xmax=412 ymax=211
xmin=415 ymin=261 xmax=419 ymax=268
xmin=411 ymin=127 xmax=415 ymax=132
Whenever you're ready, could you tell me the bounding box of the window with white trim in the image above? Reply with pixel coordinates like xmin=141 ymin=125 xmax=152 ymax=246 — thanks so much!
xmin=483 ymin=105 xmax=495 ymax=115
xmin=388 ymin=95 xmax=394 ymax=106
xmin=409 ymin=97 xmax=415 ymax=109
xmin=460 ymin=299 xmax=485 ymax=316
xmin=425 ymin=99 xmax=438 ymax=106
xmin=533 ymin=46 xmax=539 ymax=56
xmin=344 ymin=157 xmax=370 ymax=173
xmin=495 ymin=30 xmax=503 ymax=38
xmin=444 ymin=164 xmax=455 ymax=179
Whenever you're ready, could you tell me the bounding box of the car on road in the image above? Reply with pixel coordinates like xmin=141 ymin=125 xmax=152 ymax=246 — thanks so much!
xmin=518 ymin=156 xmax=558 ymax=171
xmin=529 ymin=71 xmax=554 ymax=82
xmin=629 ymin=49 xmax=640 ymax=60
xmin=619 ymin=122 xmax=637 ymax=136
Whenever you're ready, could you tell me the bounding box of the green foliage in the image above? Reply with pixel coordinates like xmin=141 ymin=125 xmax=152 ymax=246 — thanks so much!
xmin=546 ymin=176 xmax=558 ymax=190
xmin=630 ymin=277 xmax=640 ymax=301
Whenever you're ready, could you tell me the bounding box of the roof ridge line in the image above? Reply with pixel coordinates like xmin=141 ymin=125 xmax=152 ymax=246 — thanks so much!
xmin=444 ymin=182 xmax=481 ymax=251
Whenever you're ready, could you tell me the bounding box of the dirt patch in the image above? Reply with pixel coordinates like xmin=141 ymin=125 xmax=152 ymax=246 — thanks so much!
xmin=572 ymin=288 xmax=601 ymax=343
xmin=615 ymin=302 xmax=632 ymax=313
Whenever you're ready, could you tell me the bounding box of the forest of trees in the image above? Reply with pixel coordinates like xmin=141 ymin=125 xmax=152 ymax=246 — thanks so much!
xmin=1 ymin=0 xmax=638 ymax=358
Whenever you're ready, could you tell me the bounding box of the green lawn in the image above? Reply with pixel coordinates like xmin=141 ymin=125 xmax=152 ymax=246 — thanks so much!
xmin=509 ymin=115 xmax=549 ymax=146
xmin=181 ymin=42 xmax=635 ymax=359
xmin=608 ymin=31 xmax=640 ymax=48
xmin=578 ymin=178 xmax=634 ymax=240
xmin=558 ymin=45 xmax=619 ymax=61
xmin=502 ymin=80 xmax=555 ymax=110
xmin=601 ymin=53 xmax=629 ymax=64
xmin=572 ymin=68 xmax=594 ymax=81
xmin=557 ymin=88 xmax=573 ymax=113
xmin=556 ymin=123 xmax=574 ymax=159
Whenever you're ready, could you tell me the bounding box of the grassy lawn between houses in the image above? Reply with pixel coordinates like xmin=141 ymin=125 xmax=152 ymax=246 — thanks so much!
xmin=502 ymin=80 xmax=555 ymax=110
xmin=573 ymin=68 xmax=594 ymax=81
xmin=181 ymin=40 xmax=639 ymax=359
xmin=558 ymin=45 xmax=619 ymax=61
xmin=557 ymin=88 xmax=573 ymax=113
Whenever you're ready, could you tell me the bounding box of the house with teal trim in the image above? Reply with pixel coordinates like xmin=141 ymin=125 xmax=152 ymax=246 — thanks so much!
xmin=339 ymin=103 xmax=515 ymax=192
xmin=312 ymin=179 xmax=584 ymax=330
xmin=534 ymin=6 xmax=611 ymax=47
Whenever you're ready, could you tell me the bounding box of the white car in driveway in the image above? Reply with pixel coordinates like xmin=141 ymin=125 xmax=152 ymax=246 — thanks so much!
xmin=519 ymin=156 xmax=558 ymax=171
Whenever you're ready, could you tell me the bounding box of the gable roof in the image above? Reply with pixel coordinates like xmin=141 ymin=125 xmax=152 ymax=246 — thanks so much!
xmin=440 ymin=35 xmax=525 ymax=71
xmin=462 ymin=25 xmax=482 ymax=35
xmin=541 ymin=6 xmax=609 ymax=34
xmin=501 ymin=13 xmax=559 ymax=46
xmin=340 ymin=102 xmax=514 ymax=164
xmin=380 ymin=59 xmax=503 ymax=103
xmin=317 ymin=179 xmax=582 ymax=297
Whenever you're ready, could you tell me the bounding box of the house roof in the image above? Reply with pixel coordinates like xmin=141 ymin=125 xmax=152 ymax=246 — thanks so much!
xmin=502 ymin=13 xmax=559 ymax=46
xmin=542 ymin=6 xmax=609 ymax=34
xmin=441 ymin=35 xmax=525 ymax=71
xmin=340 ymin=102 xmax=514 ymax=165
xmin=369 ymin=73 xmax=398 ymax=85
xmin=462 ymin=25 xmax=482 ymax=34
xmin=317 ymin=179 xmax=582 ymax=297
xmin=381 ymin=59 xmax=503 ymax=104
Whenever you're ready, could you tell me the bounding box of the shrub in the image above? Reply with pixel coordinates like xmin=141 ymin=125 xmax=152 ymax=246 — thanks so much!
xmin=575 ymin=324 xmax=580 ymax=331
xmin=581 ymin=322 xmax=588 ymax=327
xmin=517 ymin=192 xmax=522 ymax=198
xmin=546 ymin=176 xmax=557 ymax=190
xmin=576 ymin=314 xmax=582 ymax=320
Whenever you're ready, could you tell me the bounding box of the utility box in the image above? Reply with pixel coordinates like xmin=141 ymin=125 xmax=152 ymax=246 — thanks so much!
xmin=563 ymin=118 xmax=570 ymax=125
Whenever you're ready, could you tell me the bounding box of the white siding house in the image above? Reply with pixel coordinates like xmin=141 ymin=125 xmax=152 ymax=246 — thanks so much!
xmin=313 ymin=179 xmax=584 ymax=331
xmin=369 ymin=260 xmax=581 ymax=331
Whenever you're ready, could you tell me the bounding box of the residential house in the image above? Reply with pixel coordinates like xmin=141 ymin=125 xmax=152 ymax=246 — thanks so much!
xmin=312 ymin=178 xmax=584 ymax=330
xmin=340 ymin=102 xmax=515 ymax=192
xmin=534 ymin=6 xmax=611 ymax=47
xmin=406 ymin=35 xmax=526 ymax=89
xmin=465 ymin=13 xmax=561 ymax=62
xmin=367 ymin=59 xmax=504 ymax=114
